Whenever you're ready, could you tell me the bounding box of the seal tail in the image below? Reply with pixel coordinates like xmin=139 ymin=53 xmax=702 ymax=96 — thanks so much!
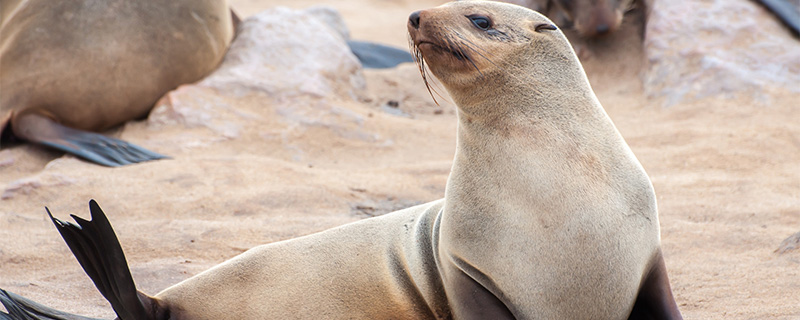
xmin=11 ymin=113 xmax=167 ymax=167
xmin=0 ymin=200 xmax=167 ymax=320
xmin=45 ymin=200 xmax=168 ymax=320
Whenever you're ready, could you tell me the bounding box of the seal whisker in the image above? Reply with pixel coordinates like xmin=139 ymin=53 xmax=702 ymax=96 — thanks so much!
xmin=445 ymin=27 xmax=513 ymax=76
xmin=409 ymin=33 xmax=446 ymax=105
xmin=443 ymin=37 xmax=465 ymax=61
xmin=446 ymin=28 xmax=501 ymax=68
xmin=444 ymin=27 xmax=543 ymax=96
xmin=448 ymin=35 xmax=484 ymax=78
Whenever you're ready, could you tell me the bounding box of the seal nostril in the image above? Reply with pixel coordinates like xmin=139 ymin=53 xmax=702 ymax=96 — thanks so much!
xmin=595 ymin=24 xmax=610 ymax=34
xmin=409 ymin=11 xmax=421 ymax=29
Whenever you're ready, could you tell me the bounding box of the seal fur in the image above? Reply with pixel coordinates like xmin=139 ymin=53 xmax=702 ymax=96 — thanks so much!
xmin=496 ymin=0 xmax=652 ymax=38
xmin=410 ymin=1 xmax=678 ymax=318
xmin=551 ymin=0 xmax=652 ymax=38
xmin=1 ymin=1 xmax=681 ymax=319
xmin=0 ymin=0 xmax=236 ymax=166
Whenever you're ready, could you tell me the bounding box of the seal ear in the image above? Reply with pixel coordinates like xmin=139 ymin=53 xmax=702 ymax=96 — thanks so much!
xmin=534 ymin=23 xmax=558 ymax=32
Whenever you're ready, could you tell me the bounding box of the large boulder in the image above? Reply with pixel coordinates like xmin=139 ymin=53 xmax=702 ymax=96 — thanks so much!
xmin=147 ymin=7 xmax=371 ymax=151
xmin=199 ymin=6 xmax=365 ymax=100
xmin=644 ymin=0 xmax=800 ymax=106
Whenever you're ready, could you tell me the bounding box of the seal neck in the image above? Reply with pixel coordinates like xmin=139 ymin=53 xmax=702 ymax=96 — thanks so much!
xmin=442 ymin=89 xmax=639 ymax=221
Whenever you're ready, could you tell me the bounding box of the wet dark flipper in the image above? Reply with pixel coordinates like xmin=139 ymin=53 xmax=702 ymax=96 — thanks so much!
xmin=47 ymin=200 xmax=166 ymax=320
xmin=39 ymin=133 xmax=167 ymax=167
xmin=12 ymin=113 xmax=167 ymax=167
xmin=347 ymin=40 xmax=415 ymax=69
xmin=755 ymin=0 xmax=800 ymax=37
xmin=628 ymin=252 xmax=683 ymax=320
xmin=0 ymin=289 xmax=101 ymax=320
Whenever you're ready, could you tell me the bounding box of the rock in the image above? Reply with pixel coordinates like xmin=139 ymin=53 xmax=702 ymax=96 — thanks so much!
xmin=776 ymin=231 xmax=800 ymax=254
xmin=146 ymin=7 xmax=379 ymax=151
xmin=0 ymin=150 xmax=14 ymax=168
xmin=149 ymin=85 xmax=247 ymax=141
xmin=200 ymin=7 xmax=366 ymax=100
xmin=304 ymin=6 xmax=350 ymax=41
xmin=644 ymin=0 xmax=800 ymax=106
xmin=2 ymin=173 xmax=77 ymax=200
xmin=350 ymin=197 xmax=423 ymax=217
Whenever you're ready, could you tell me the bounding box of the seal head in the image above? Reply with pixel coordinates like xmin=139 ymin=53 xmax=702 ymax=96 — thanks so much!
xmin=409 ymin=1 xmax=585 ymax=116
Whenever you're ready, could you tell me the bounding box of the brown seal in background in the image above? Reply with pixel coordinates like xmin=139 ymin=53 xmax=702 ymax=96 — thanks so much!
xmin=495 ymin=0 xmax=652 ymax=38
xmin=0 ymin=0 xmax=237 ymax=166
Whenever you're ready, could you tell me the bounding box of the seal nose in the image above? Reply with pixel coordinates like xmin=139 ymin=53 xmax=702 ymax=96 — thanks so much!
xmin=409 ymin=11 xmax=421 ymax=29
xmin=595 ymin=24 xmax=610 ymax=35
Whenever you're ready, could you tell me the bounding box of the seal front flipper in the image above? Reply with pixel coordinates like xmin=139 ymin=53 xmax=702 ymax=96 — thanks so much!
xmin=0 ymin=289 xmax=102 ymax=320
xmin=445 ymin=255 xmax=515 ymax=320
xmin=11 ymin=113 xmax=167 ymax=167
xmin=46 ymin=200 xmax=168 ymax=320
xmin=628 ymin=252 xmax=683 ymax=320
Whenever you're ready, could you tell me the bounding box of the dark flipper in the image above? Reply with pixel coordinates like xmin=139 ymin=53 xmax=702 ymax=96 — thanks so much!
xmin=230 ymin=8 xmax=241 ymax=37
xmin=12 ymin=113 xmax=167 ymax=167
xmin=347 ymin=40 xmax=415 ymax=69
xmin=46 ymin=200 xmax=167 ymax=320
xmin=754 ymin=0 xmax=800 ymax=38
xmin=0 ymin=289 xmax=101 ymax=320
xmin=628 ymin=252 xmax=683 ymax=320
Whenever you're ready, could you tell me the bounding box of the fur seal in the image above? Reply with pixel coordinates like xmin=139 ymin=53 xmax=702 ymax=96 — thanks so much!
xmin=497 ymin=0 xmax=651 ymax=38
xmin=1 ymin=1 xmax=681 ymax=319
xmin=551 ymin=0 xmax=652 ymax=38
xmin=0 ymin=0 xmax=237 ymax=166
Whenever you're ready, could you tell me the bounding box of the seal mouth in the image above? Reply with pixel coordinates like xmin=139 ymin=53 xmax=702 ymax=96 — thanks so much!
xmin=408 ymin=21 xmax=494 ymax=105
xmin=415 ymin=39 xmax=470 ymax=61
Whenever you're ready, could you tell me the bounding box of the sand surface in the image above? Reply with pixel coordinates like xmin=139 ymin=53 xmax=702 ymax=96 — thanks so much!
xmin=1 ymin=0 xmax=799 ymax=318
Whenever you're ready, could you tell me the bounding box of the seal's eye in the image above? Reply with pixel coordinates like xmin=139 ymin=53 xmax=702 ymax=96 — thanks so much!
xmin=467 ymin=15 xmax=492 ymax=30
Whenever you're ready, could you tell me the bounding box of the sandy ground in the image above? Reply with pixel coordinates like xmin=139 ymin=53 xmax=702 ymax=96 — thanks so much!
xmin=1 ymin=0 xmax=799 ymax=319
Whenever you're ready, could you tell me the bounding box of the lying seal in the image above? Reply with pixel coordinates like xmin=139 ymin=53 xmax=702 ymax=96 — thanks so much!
xmin=0 ymin=0 xmax=237 ymax=166
xmin=1 ymin=1 xmax=682 ymax=319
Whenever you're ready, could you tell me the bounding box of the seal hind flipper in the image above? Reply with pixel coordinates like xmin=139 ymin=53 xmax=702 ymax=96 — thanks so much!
xmin=628 ymin=252 xmax=683 ymax=320
xmin=47 ymin=200 xmax=167 ymax=320
xmin=347 ymin=40 xmax=415 ymax=69
xmin=0 ymin=289 xmax=101 ymax=320
xmin=12 ymin=114 xmax=167 ymax=167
